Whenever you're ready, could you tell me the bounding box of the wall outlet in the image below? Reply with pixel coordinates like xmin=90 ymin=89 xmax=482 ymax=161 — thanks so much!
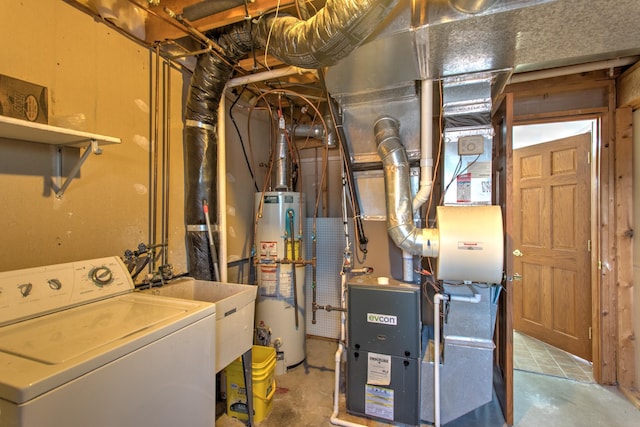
xmin=458 ymin=135 xmax=484 ymax=156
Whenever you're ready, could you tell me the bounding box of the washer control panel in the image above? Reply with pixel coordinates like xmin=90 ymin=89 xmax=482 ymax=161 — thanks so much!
xmin=0 ymin=256 xmax=134 ymax=326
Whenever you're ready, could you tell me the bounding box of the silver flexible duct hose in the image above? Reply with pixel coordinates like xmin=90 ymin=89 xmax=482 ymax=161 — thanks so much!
xmin=374 ymin=116 xmax=438 ymax=257
xmin=184 ymin=0 xmax=399 ymax=279
xmin=254 ymin=0 xmax=398 ymax=69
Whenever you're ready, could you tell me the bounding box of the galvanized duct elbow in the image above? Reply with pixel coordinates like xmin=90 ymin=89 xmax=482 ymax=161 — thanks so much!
xmin=374 ymin=117 xmax=438 ymax=258
xmin=253 ymin=0 xmax=399 ymax=69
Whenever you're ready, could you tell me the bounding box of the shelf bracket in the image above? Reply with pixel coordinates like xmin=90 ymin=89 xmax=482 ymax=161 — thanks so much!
xmin=54 ymin=139 xmax=103 ymax=198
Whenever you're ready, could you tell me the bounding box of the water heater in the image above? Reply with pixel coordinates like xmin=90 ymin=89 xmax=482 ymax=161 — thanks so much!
xmin=254 ymin=191 xmax=306 ymax=369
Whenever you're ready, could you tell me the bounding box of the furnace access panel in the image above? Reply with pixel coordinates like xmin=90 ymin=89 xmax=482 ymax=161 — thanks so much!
xmin=346 ymin=280 xmax=421 ymax=426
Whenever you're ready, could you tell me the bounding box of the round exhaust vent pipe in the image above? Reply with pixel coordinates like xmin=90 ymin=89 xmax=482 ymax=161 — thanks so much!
xmin=449 ymin=0 xmax=500 ymax=14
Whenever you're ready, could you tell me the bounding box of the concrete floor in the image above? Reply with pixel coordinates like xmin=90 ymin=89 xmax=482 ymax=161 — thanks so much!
xmin=215 ymin=338 xmax=639 ymax=427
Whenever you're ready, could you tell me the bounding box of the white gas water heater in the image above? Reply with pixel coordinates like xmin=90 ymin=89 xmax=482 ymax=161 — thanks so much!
xmin=253 ymin=117 xmax=308 ymax=370
xmin=254 ymin=191 xmax=306 ymax=371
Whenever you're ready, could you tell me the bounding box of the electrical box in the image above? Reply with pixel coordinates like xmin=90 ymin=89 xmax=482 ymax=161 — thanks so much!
xmin=346 ymin=279 xmax=421 ymax=426
xmin=458 ymin=134 xmax=484 ymax=156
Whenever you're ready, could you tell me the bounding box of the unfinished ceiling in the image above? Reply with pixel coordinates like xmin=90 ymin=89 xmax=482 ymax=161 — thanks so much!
xmin=67 ymin=0 xmax=640 ymax=96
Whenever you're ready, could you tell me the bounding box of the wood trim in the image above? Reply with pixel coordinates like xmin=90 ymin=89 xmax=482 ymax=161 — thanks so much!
xmin=615 ymin=107 xmax=636 ymax=390
xmin=597 ymin=80 xmax=618 ymax=384
xmin=492 ymin=92 xmax=514 ymax=426
xmin=618 ymin=60 xmax=640 ymax=109
xmin=513 ymin=108 xmax=608 ymax=125
xmin=504 ymin=70 xmax=616 ymax=97
xmin=503 ymin=92 xmax=514 ymax=426
xmin=620 ymin=387 xmax=640 ymax=410
xmin=506 ymin=73 xmax=622 ymax=385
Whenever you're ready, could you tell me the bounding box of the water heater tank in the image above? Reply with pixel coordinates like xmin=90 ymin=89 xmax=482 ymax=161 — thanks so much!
xmin=254 ymin=191 xmax=306 ymax=369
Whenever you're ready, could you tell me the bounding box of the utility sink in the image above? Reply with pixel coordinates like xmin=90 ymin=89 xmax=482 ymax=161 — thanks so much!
xmin=141 ymin=278 xmax=257 ymax=373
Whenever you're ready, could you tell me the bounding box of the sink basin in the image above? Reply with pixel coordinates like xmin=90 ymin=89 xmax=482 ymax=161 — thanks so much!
xmin=141 ymin=278 xmax=257 ymax=373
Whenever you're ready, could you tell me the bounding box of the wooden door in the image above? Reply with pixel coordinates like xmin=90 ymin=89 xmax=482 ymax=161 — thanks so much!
xmin=512 ymin=132 xmax=592 ymax=361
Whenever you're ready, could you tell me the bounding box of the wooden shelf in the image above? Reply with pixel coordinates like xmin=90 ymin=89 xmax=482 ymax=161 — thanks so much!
xmin=0 ymin=115 xmax=120 ymax=148
xmin=0 ymin=115 xmax=121 ymax=197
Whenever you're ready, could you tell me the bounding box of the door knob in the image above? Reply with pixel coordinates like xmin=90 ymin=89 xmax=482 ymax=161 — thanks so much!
xmin=513 ymin=273 xmax=522 ymax=280
xmin=513 ymin=249 xmax=523 ymax=257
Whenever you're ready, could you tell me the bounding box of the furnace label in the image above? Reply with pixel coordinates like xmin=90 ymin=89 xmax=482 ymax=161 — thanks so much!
xmin=364 ymin=384 xmax=394 ymax=421
xmin=367 ymin=352 xmax=391 ymax=386
xmin=366 ymin=312 xmax=398 ymax=326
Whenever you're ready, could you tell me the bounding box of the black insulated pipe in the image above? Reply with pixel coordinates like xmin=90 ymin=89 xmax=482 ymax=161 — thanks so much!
xmin=184 ymin=27 xmax=253 ymax=280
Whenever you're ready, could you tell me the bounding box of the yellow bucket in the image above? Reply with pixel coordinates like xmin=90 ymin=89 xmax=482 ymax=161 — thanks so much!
xmin=225 ymin=345 xmax=277 ymax=423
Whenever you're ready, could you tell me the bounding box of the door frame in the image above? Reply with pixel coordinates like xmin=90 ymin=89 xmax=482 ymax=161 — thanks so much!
xmin=500 ymin=70 xmax=621 ymax=387
xmin=493 ymin=101 xmax=609 ymax=426
xmin=493 ymin=70 xmax=628 ymax=425
xmin=492 ymin=92 xmax=514 ymax=426
xmin=512 ymin=111 xmax=605 ymax=383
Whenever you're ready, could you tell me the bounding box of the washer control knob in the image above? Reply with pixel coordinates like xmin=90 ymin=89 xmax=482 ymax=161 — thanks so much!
xmin=18 ymin=283 xmax=33 ymax=297
xmin=89 ymin=266 xmax=113 ymax=287
xmin=48 ymin=278 xmax=62 ymax=290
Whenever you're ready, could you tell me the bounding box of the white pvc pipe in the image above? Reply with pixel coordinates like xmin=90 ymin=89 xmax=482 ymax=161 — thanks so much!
xmin=402 ymin=250 xmax=414 ymax=282
xmin=450 ymin=292 xmax=482 ymax=304
xmin=405 ymin=80 xmax=434 ymax=280
xmin=433 ymin=288 xmax=482 ymax=427
xmin=218 ymin=92 xmax=228 ymax=282
xmin=227 ymin=65 xmax=307 ymax=88
xmin=508 ymin=57 xmax=638 ymax=85
xmin=330 ymin=275 xmax=367 ymax=427
xmin=412 ymin=79 xmax=434 ymax=212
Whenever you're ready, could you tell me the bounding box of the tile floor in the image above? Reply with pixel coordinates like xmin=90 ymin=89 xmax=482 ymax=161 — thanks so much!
xmin=513 ymin=331 xmax=594 ymax=383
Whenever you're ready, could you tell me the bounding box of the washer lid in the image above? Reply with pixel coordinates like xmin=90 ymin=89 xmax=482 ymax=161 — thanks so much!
xmin=0 ymin=293 xmax=215 ymax=403
xmin=0 ymin=297 xmax=184 ymax=364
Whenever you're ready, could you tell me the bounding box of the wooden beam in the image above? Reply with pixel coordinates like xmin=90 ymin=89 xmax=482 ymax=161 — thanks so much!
xmin=615 ymin=106 xmax=637 ymax=393
xmin=618 ymin=61 xmax=640 ymax=109
xmin=599 ymin=80 xmax=617 ymax=384
xmin=145 ymin=0 xmax=296 ymax=43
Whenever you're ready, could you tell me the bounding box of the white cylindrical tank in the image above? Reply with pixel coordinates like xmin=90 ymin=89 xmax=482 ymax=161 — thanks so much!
xmin=436 ymin=205 xmax=504 ymax=284
xmin=254 ymin=191 xmax=306 ymax=369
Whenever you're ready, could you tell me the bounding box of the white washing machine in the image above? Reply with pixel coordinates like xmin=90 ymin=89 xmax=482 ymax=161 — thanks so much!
xmin=0 ymin=257 xmax=217 ymax=427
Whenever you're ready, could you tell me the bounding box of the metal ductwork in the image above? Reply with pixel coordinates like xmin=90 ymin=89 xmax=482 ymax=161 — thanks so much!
xmin=374 ymin=116 xmax=439 ymax=258
xmin=448 ymin=0 xmax=500 ymax=14
xmin=442 ymin=74 xmax=492 ymax=132
xmin=182 ymin=0 xmax=247 ymax=21
xmin=184 ymin=0 xmax=400 ymax=279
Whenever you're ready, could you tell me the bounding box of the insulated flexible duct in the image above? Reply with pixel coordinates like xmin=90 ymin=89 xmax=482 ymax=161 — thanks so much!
xmin=374 ymin=116 xmax=438 ymax=257
xmin=253 ymin=0 xmax=399 ymax=69
xmin=184 ymin=0 xmax=399 ymax=278
xmin=184 ymin=27 xmax=253 ymax=279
